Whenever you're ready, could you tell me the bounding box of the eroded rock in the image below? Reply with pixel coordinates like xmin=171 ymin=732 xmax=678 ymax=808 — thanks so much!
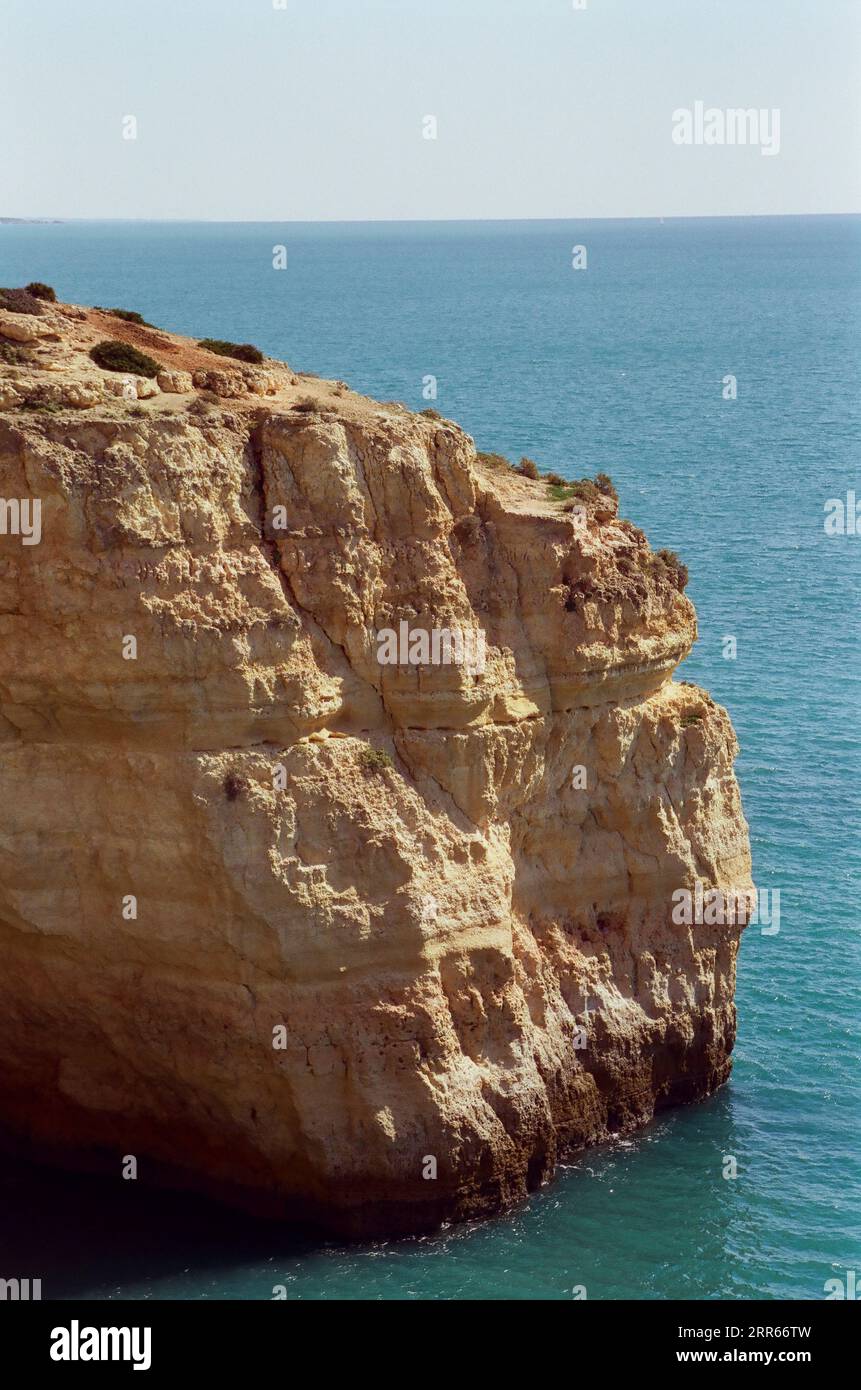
xmin=192 ymin=369 xmax=246 ymax=397
xmin=0 ymin=300 xmax=753 ymax=1236
xmin=157 ymin=369 xmax=194 ymax=394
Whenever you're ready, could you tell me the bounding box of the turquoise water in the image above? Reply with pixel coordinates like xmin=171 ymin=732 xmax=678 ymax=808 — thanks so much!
xmin=1 ymin=217 xmax=859 ymax=1300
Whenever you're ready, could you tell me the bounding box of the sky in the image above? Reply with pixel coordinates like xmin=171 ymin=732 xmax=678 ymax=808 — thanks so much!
xmin=1 ymin=0 xmax=859 ymax=221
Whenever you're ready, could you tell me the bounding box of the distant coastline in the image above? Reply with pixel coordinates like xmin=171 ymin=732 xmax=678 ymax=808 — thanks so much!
xmin=0 ymin=213 xmax=858 ymax=227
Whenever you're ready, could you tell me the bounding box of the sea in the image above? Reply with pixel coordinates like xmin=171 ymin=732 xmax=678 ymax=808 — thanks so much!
xmin=0 ymin=215 xmax=858 ymax=1300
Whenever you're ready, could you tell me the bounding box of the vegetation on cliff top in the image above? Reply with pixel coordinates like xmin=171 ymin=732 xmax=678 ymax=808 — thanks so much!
xmin=0 ymin=286 xmax=45 ymax=315
xmin=476 ymin=450 xmax=618 ymax=509
xmin=654 ymin=547 xmax=689 ymax=590
xmin=89 ymin=340 xmax=161 ymax=377
xmin=474 ymin=449 xmax=687 ymax=585
xmin=198 ymin=338 xmax=264 ymax=365
xmin=560 ymin=475 xmax=617 ymax=506
xmin=95 ymin=307 xmax=155 ymax=328
xmin=25 ymin=281 xmax=56 ymax=302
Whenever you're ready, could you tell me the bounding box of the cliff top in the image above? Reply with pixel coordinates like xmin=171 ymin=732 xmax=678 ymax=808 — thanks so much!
xmin=1 ymin=283 xmax=697 ymax=741
xmin=1 ymin=284 xmax=644 ymax=529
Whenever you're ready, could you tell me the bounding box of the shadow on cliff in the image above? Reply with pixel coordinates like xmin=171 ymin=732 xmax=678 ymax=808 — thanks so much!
xmin=0 ymin=1085 xmax=745 ymax=1300
xmin=0 ymin=1151 xmax=326 ymax=1300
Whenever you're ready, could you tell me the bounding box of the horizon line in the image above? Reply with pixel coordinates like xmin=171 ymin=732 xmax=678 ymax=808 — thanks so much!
xmin=3 ymin=211 xmax=860 ymax=226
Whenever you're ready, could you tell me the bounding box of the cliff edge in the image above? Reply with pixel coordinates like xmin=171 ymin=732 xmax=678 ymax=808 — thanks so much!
xmin=0 ymin=292 xmax=753 ymax=1234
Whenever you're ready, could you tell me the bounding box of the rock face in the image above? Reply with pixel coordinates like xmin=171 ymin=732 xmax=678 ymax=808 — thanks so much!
xmin=0 ymin=298 xmax=753 ymax=1235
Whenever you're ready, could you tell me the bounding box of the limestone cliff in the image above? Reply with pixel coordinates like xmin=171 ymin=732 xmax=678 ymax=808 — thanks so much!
xmin=0 ymin=294 xmax=752 ymax=1234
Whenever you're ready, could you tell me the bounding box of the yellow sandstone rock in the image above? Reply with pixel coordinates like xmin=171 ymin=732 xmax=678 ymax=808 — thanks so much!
xmin=0 ymin=309 xmax=49 ymax=342
xmin=157 ymin=369 xmax=194 ymax=394
xmin=0 ymin=299 xmax=752 ymax=1235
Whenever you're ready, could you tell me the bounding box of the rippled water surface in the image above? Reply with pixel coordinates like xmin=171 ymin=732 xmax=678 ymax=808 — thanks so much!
xmin=0 ymin=216 xmax=858 ymax=1299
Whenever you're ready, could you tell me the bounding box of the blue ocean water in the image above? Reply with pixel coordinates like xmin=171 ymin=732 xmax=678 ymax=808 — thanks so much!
xmin=1 ymin=216 xmax=859 ymax=1300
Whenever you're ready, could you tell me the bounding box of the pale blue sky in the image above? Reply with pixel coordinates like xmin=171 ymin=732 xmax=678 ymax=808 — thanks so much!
xmin=2 ymin=0 xmax=859 ymax=220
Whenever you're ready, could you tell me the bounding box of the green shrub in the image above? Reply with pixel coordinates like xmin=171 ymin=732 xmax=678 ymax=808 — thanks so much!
xmin=573 ymin=479 xmax=600 ymax=498
xmin=656 ymin=547 xmax=687 ymax=575
xmin=517 ymin=456 xmax=540 ymax=480
xmin=0 ymin=287 xmax=44 ymax=316
xmin=89 ymin=340 xmax=161 ymax=376
xmin=105 ymin=308 xmax=154 ymax=327
xmin=681 ymin=712 xmax=703 ymax=727
xmin=595 ymin=472 xmax=618 ymax=501
xmin=653 ymin=548 xmax=689 ymax=591
xmin=0 ymin=342 xmax=28 ymax=363
xmin=358 ymin=746 xmax=394 ymax=775
xmin=198 ymin=338 xmax=264 ymax=365
xmin=18 ymin=400 xmax=62 ymax=414
xmin=545 ymin=472 xmax=566 ymax=488
xmin=560 ymin=478 xmax=615 ymax=511
xmin=25 ymin=281 xmax=56 ymax=302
